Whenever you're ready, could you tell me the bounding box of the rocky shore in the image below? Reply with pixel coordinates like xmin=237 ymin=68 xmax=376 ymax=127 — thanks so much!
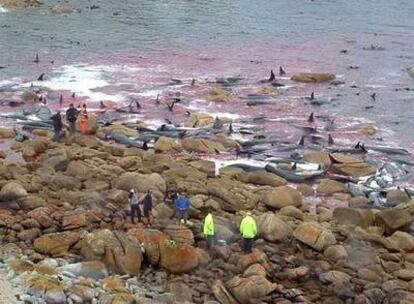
xmin=0 ymin=113 xmax=412 ymax=304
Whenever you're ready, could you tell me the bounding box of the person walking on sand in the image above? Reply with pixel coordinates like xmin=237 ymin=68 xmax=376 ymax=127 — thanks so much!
xmin=129 ymin=188 xmax=141 ymax=224
xmin=240 ymin=211 xmax=257 ymax=254
xmin=80 ymin=104 xmax=88 ymax=135
xmin=203 ymin=210 xmax=215 ymax=251
xmin=175 ymin=192 xmax=191 ymax=225
xmin=66 ymin=104 xmax=78 ymax=134
xmin=139 ymin=189 xmax=154 ymax=227
xmin=51 ymin=110 xmax=63 ymax=142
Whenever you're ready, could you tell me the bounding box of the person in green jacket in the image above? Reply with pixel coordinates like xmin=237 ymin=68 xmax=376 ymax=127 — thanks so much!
xmin=240 ymin=211 xmax=257 ymax=253
xmin=203 ymin=210 xmax=215 ymax=251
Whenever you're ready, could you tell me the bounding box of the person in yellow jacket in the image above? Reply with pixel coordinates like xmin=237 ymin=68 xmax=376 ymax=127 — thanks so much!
xmin=240 ymin=211 xmax=257 ymax=253
xmin=203 ymin=211 xmax=215 ymax=251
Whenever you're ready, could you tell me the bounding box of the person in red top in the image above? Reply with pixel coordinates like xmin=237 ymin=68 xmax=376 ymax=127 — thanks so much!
xmin=80 ymin=104 xmax=88 ymax=135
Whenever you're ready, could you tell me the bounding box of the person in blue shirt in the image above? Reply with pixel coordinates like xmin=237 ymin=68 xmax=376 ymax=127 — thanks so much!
xmin=175 ymin=192 xmax=191 ymax=225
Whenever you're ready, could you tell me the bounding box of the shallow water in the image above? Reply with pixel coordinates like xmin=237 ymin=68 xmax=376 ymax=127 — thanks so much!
xmin=0 ymin=0 xmax=414 ymax=153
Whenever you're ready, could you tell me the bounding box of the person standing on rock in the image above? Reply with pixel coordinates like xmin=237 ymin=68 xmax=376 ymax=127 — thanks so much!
xmin=51 ymin=110 xmax=63 ymax=142
xmin=139 ymin=189 xmax=154 ymax=227
xmin=240 ymin=211 xmax=257 ymax=254
xmin=129 ymin=188 xmax=141 ymax=224
xmin=66 ymin=103 xmax=78 ymax=134
xmin=80 ymin=103 xmax=88 ymax=135
xmin=175 ymin=192 xmax=191 ymax=225
xmin=203 ymin=210 xmax=215 ymax=251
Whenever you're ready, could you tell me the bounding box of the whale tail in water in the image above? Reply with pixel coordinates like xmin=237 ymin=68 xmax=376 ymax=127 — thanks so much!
xmin=269 ymin=70 xmax=275 ymax=82
xmin=167 ymin=100 xmax=176 ymax=112
xmin=279 ymin=66 xmax=286 ymax=76
xmin=298 ymin=135 xmax=305 ymax=146
xmin=37 ymin=73 xmax=45 ymax=81
xmin=328 ymin=134 xmax=334 ymax=145
xmin=371 ymin=92 xmax=376 ymax=101
xmin=34 ymin=53 xmax=39 ymax=63
xmin=307 ymin=112 xmax=314 ymax=123
xmin=310 ymin=92 xmax=315 ymax=100
xmin=228 ymin=123 xmax=234 ymax=134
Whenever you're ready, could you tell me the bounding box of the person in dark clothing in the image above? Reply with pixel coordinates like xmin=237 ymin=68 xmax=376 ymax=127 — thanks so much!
xmin=129 ymin=188 xmax=141 ymax=224
xmin=66 ymin=104 xmax=78 ymax=134
xmin=139 ymin=189 xmax=154 ymax=227
xmin=51 ymin=111 xmax=63 ymax=142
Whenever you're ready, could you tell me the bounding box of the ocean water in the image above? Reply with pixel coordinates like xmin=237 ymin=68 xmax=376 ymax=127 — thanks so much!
xmin=0 ymin=0 xmax=414 ymax=150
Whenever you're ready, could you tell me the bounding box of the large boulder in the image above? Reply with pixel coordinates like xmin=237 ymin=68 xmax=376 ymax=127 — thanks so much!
xmin=113 ymin=172 xmax=166 ymax=198
xmin=127 ymin=229 xmax=169 ymax=266
xmin=212 ymin=280 xmax=238 ymax=304
xmin=51 ymin=2 xmax=75 ymax=14
xmin=262 ymin=186 xmax=303 ymax=209
xmin=207 ymin=178 xmax=260 ymax=211
xmin=58 ymin=261 xmax=108 ymax=280
xmin=40 ymin=148 xmax=69 ymax=171
xmin=25 ymin=275 xmax=66 ymax=304
xmin=257 ymin=213 xmax=292 ymax=242
xmin=333 ymin=207 xmax=375 ymax=228
xmin=291 ymin=72 xmax=335 ymax=83
xmin=317 ymin=179 xmax=347 ymax=194
xmin=331 ymin=162 xmax=376 ymax=178
xmin=163 ymin=224 xmax=194 ymax=245
xmin=226 ymin=275 xmax=278 ymax=304
xmin=388 ymin=231 xmax=414 ymax=252
xmin=0 ymin=182 xmax=28 ymax=201
xmin=0 ymin=127 xmax=15 ymax=138
xmin=81 ymin=229 xmax=143 ymax=275
xmin=159 ymin=240 xmax=200 ymax=274
xmin=205 ymin=88 xmax=232 ymax=103
xmin=304 ymin=152 xmax=332 ymax=169
xmin=376 ymin=209 xmax=412 ymax=235
xmin=66 ymin=160 xmax=94 ymax=181
xmin=387 ymin=189 xmax=411 ymax=205
xmin=293 ymin=222 xmax=336 ymax=251
xmin=238 ymin=170 xmax=287 ymax=187
xmin=185 ymin=113 xmax=215 ymax=128
xmin=182 ymin=138 xmax=225 ymax=153
xmin=34 ymin=232 xmax=80 ymax=255
xmin=154 ymin=137 xmax=183 ymax=153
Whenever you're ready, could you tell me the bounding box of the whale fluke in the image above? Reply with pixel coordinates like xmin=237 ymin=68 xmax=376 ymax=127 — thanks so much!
xmin=307 ymin=112 xmax=314 ymax=123
xmin=310 ymin=92 xmax=315 ymax=100
xmin=371 ymin=92 xmax=376 ymax=101
xmin=269 ymin=70 xmax=275 ymax=82
xmin=355 ymin=141 xmax=361 ymax=149
xmin=279 ymin=66 xmax=286 ymax=76
xmin=328 ymin=134 xmax=334 ymax=145
xmin=228 ymin=123 xmax=234 ymax=134
xmin=298 ymin=135 xmax=305 ymax=146
xmin=167 ymin=101 xmax=176 ymax=112
xmin=33 ymin=53 xmax=39 ymax=63
xmin=37 ymin=73 xmax=45 ymax=81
